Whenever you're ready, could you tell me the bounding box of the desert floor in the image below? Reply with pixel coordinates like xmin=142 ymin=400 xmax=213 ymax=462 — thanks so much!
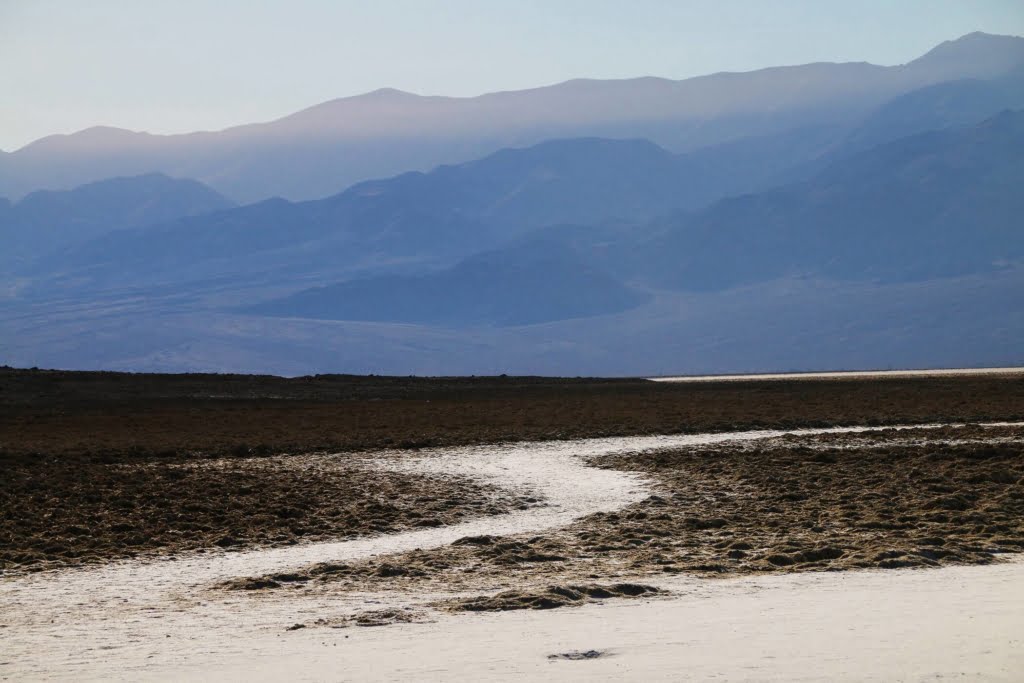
xmin=2 ymin=368 xmax=1022 ymax=680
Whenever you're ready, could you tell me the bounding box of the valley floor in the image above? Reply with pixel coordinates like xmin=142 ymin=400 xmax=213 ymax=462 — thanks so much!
xmin=1 ymin=369 xmax=1022 ymax=680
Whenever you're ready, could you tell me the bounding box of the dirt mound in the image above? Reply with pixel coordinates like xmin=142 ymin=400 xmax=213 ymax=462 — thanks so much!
xmin=444 ymin=583 xmax=660 ymax=612
xmin=548 ymin=650 xmax=610 ymax=660
xmin=304 ymin=608 xmax=432 ymax=629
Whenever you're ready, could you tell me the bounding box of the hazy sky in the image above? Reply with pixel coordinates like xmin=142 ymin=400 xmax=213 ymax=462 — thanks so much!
xmin=2 ymin=0 xmax=1023 ymax=151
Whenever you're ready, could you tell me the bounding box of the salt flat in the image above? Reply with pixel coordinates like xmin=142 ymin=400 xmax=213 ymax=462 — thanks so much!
xmin=651 ymin=366 xmax=1024 ymax=382
xmin=2 ymin=423 xmax=1021 ymax=681
xmin=176 ymin=558 xmax=1024 ymax=682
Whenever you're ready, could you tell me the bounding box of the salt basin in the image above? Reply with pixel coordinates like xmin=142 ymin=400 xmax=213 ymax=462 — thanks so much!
xmin=1 ymin=422 xmax=1021 ymax=681
xmin=170 ymin=558 xmax=1024 ymax=682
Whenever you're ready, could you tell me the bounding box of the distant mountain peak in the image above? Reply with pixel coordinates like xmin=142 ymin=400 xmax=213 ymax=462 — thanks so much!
xmin=947 ymin=31 xmax=1015 ymax=43
xmin=15 ymin=172 xmax=232 ymax=207
xmin=313 ymin=87 xmax=428 ymax=108
xmin=361 ymin=87 xmax=419 ymax=99
xmin=19 ymin=171 xmax=176 ymax=201
xmin=1 ymin=172 xmax=234 ymax=269
xmin=918 ymin=31 xmax=1022 ymax=53
xmin=17 ymin=125 xmax=152 ymax=154
xmin=907 ymin=32 xmax=1024 ymax=77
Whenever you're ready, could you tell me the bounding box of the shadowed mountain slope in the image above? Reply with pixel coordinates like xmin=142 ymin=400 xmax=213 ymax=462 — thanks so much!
xmin=635 ymin=110 xmax=1024 ymax=291
xmin=828 ymin=65 xmax=1024 ymax=159
xmin=247 ymin=240 xmax=649 ymax=326
xmin=0 ymin=174 xmax=233 ymax=269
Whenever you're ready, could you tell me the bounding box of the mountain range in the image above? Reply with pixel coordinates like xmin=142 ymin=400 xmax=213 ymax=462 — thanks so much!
xmin=242 ymin=109 xmax=1024 ymax=325
xmin=3 ymin=32 xmax=1023 ymax=203
xmin=19 ymin=137 xmax=725 ymax=294
xmin=1 ymin=32 xmax=1022 ymax=375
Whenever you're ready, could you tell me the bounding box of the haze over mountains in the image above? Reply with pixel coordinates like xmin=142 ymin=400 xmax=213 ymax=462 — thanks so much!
xmin=3 ymin=32 xmax=1024 ymax=203
xmin=1 ymin=32 xmax=1022 ymax=375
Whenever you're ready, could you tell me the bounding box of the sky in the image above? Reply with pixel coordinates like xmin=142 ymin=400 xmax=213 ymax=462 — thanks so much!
xmin=2 ymin=0 xmax=1023 ymax=151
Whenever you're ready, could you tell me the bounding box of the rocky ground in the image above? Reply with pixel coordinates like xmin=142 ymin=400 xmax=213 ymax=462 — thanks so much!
xmin=3 ymin=367 xmax=1022 ymax=459
xmin=0 ymin=453 xmax=522 ymax=573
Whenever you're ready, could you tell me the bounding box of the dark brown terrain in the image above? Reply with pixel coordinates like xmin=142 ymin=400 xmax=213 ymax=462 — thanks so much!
xmin=2 ymin=367 xmax=1022 ymax=577
xmin=3 ymin=367 xmax=1022 ymax=458
xmin=1 ymin=453 xmax=523 ymax=573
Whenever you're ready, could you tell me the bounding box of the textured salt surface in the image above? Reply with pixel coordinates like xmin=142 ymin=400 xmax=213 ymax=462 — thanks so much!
xmin=1 ymin=422 xmax=1020 ymax=680
xmin=181 ymin=558 xmax=1024 ymax=682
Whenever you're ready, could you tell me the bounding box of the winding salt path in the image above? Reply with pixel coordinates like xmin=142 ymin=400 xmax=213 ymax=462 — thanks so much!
xmin=1 ymin=422 xmax=1021 ymax=681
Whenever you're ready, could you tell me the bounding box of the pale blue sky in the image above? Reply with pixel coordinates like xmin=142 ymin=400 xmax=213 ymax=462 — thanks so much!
xmin=2 ymin=0 xmax=1023 ymax=151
